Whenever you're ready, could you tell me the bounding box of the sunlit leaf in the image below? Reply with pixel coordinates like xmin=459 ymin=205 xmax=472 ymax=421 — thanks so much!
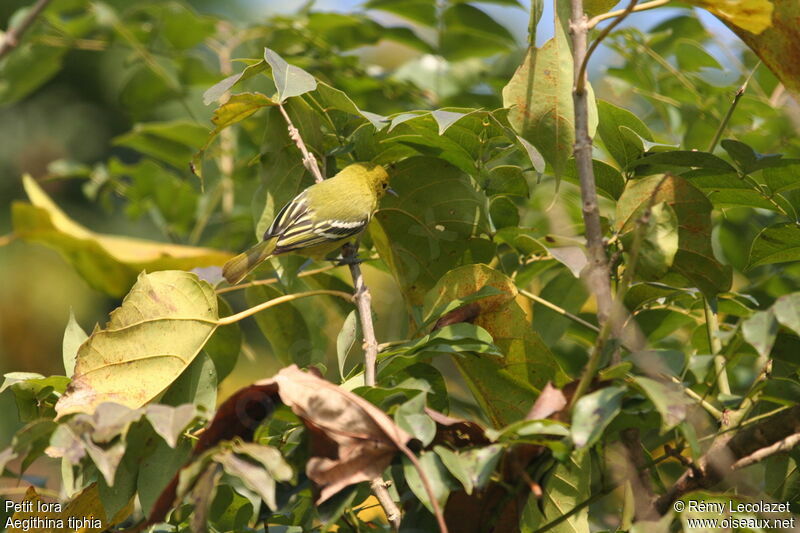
xmin=748 ymin=223 xmax=800 ymax=269
xmin=370 ymin=157 xmax=494 ymax=306
xmin=264 ymin=47 xmax=318 ymax=103
xmin=503 ymin=37 xmax=598 ymax=175
xmin=55 ymin=271 xmax=219 ymax=416
xmin=571 ymin=386 xmax=625 ymax=448
xmin=12 ymin=176 xmax=230 ymax=297
xmin=616 ymin=174 xmax=731 ymax=296
xmin=423 ymin=265 xmax=567 ymax=426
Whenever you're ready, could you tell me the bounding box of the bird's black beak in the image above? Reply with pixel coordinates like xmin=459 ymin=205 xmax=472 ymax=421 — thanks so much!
xmin=387 ymin=187 xmax=399 ymax=197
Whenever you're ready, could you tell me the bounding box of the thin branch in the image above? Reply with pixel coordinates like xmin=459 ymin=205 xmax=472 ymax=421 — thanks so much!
xmin=707 ymin=65 xmax=756 ymax=152
xmin=0 ymin=0 xmax=53 ymax=60
xmin=215 ymin=264 xmax=338 ymax=294
xmin=279 ymin=108 xmax=405 ymax=530
xmin=278 ymin=103 xmax=324 ymax=183
xmin=668 ymin=375 xmax=723 ymax=420
xmin=655 ymin=405 xmax=800 ymax=514
xmin=703 ymin=297 xmax=731 ymax=396
xmin=621 ymin=428 xmax=658 ymax=521
xmin=398 ymin=441 xmax=449 ymax=533
xmin=732 ymin=432 xmax=800 ymax=470
xmin=371 ymin=478 xmax=401 ymax=530
xmin=343 ymin=244 xmax=380 ymax=387
xmin=576 ymin=0 xmax=638 ymax=95
xmin=519 ymin=288 xmax=600 ymax=334
xmin=569 ymin=0 xmax=619 ymax=405
xmin=216 ymin=290 xmax=353 ymax=325
xmin=587 ymin=0 xmax=668 ymax=29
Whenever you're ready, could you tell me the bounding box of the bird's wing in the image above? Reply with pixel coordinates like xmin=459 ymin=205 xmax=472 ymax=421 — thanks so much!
xmin=266 ymin=191 xmax=369 ymax=254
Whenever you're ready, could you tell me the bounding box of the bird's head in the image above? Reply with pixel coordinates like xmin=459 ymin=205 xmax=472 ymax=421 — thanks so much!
xmin=349 ymin=162 xmax=394 ymax=199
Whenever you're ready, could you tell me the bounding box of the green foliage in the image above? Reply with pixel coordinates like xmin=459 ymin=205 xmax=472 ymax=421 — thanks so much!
xmin=3 ymin=0 xmax=800 ymax=531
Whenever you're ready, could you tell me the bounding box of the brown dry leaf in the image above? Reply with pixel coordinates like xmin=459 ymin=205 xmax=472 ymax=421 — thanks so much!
xmin=526 ymin=382 xmax=568 ymax=421
xmin=272 ymin=365 xmax=412 ymax=503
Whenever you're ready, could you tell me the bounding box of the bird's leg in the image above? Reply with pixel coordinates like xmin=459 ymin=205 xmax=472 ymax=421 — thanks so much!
xmin=333 ymin=243 xmax=365 ymax=266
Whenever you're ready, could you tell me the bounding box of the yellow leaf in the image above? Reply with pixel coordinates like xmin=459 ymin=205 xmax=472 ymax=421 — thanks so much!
xmin=689 ymin=0 xmax=773 ymax=34
xmin=55 ymin=270 xmax=219 ymax=416
xmin=12 ymin=175 xmax=231 ymax=296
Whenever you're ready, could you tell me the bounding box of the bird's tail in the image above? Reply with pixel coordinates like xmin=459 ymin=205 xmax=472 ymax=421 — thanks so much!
xmin=222 ymin=239 xmax=277 ymax=285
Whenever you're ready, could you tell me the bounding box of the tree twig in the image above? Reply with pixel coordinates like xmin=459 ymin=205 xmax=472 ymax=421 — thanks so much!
xmin=216 ymin=290 xmax=354 ymax=325
xmin=519 ymin=288 xmax=600 ymax=334
xmin=0 ymin=0 xmax=53 ymax=60
xmin=732 ymin=432 xmax=800 ymax=470
xmin=587 ymin=0 xmax=667 ymax=29
xmin=277 ymin=106 xmax=407 ymax=530
xmin=654 ymin=406 xmax=800 ymax=514
xmin=278 ymin=103 xmax=324 ymax=183
xmin=576 ymin=0 xmax=638 ymax=95
xmin=216 ymin=264 xmax=339 ymax=294
xmin=569 ymin=0 xmax=618 ymax=405
xmin=343 ymin=243 xmax=380 ymax=387
xmin=621 ymin=428 xmax=658 ymax=521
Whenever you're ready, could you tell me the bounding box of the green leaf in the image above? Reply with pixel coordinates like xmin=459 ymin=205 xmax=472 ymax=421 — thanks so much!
xmin=503 ymin=39 xmax=598 ymax=176
xmin=484 ymin=165 xmax=529 ymax=197
xmin=423 ymin=265 xmax=567 ymax=426
xmin=382 ymin=26 xmax=435 ymax=53
xmin=336 ymin=311 xmax=360 ymax=380
xmin=402 ymin=451 xmax=456 ymax=514
xmin=616 ymin=175 xmax=731 ymax=296
xmin=263 ymin=48 xmax=318 ymax=103
xmin=632 ymin=150 xmax=736 ymax=172
xmin=1 ymin=373 xmax=70 ymax=422
xmin=315 ymin=82 xmax=388 ymax=130
xmin=720 ymin=139 xmax=783 ymax=173
xmin=631 ymin=377 xmax=687 ymax=431
xmin=431 ymin=109 xmax=469 ymax=135
xmin=364 ymin=0 xmax=436 ymax=26
xmin=521 ymin=453 xmax=591 ymax=533
xmin=370 ymin=157 xmax=494 ymax=306
xmin=620 ymin=202 xmax=679 ymax=280
xmin=0 ymin=44 xmax=66 ymax=105
xmin=203 ymin=60 xmax=268 ymax=105
xmin=113 ymin=121 xmax=209 ymax=170
xmin=62 ymin=309 xmax=87 ymax=378
xmin=571 ymin=386 xmax=625 ymax=448
xmin=394 ymin=393 xmax=436 ymax=446
xmin=55 ymin=271 xmax=219 ymax=416
xmin=563 ymin=158 xmax=625 ymax=200
xmin=194 ymin=93 xmax=277 ymax=175
xmin=440 ymin=4 xmax=515 ymax=60
xmin=161 ymin=352 xmax=218 ymax=414
xmin=246 ymin=284 xmax=319 ymax=368
xmin=138 ymin=438 xmax=192 ymax=516
xmin=683 ymin=168 xmax=784 ymax=211
xmin=434 ymin=444 xmax=504 ymax=495
xmin=145 ymin=404 xmax=197 ymax=448
xmin=215 ymin=444 xmax=291 ymax=511
xmin=596 ymin=100 xmax=654 ymax=170
xmin=773 ymin=293 xmax=800 ymax=336
xmin=490 ymin=196 xmax=520 ymax=229
xmin=204 ymin=297 xmax=241 ymax=381
xmin=742 ymin=309 xmax=778 ymax=358
xmin=532 ymin=269 xmax=589 ymax=346
xmin=674 ymin=39 xmax=724 ymax=71
xmin=748 ymin=223 xmax=800 ymax=269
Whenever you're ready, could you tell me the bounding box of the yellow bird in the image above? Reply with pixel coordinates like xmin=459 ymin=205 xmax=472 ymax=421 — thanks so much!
xmin=222 ymin=162 xmax=392 ymax=285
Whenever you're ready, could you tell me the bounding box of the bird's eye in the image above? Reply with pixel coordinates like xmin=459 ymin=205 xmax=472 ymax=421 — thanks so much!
xmin=382 ymin=183 xmax=388 ymax=189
